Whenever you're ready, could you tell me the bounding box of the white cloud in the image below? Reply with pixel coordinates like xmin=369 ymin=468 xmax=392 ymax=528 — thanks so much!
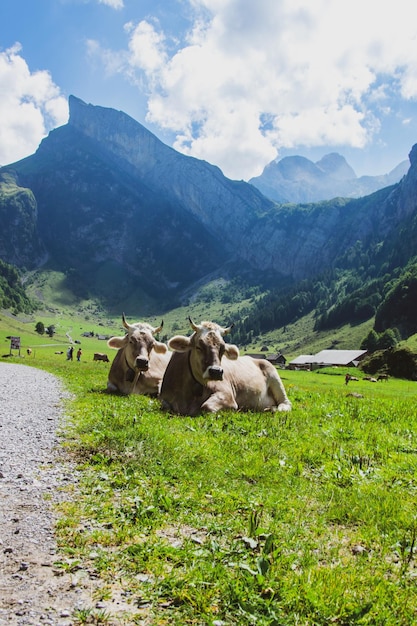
xmin=0 ymin=45 xmax=69 ymax=166
xmin=96 ymin=0 xmax=417 ymax=179
xmin=97 ymin=0 xmax=124 ymax=9
xmin=126 ymin=20 xmax=167 ymax=76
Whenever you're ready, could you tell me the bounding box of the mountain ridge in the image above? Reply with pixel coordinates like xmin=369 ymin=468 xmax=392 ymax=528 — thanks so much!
xmin=0 ymin=96 xmax=416 ymax=321
xmin=66 ymin=96 xmax=275 ymax=249
xmin=249 ymin=152 xmax=409 ymax=203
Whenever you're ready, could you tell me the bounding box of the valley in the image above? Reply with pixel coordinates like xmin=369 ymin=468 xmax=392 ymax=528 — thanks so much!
xmin=1 ymin=96 xmax=417 ymax=368
xmin=2 ymin=266 xmax=417 ymax=366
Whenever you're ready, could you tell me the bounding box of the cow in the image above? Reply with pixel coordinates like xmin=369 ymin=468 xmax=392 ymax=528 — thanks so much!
xmin=94 ymin=352 xmax=110 ymax=362
xmin=106 ymin=314 xmax=171 ymax=396
xmin=160 ymin=318 xmax=292 ymax=416
xmin=377 ymin=374 xmax=389 ymax=381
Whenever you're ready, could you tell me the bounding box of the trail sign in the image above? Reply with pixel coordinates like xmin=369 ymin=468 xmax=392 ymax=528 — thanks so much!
xmin=10 ymin=336 xmax=21 ymax=355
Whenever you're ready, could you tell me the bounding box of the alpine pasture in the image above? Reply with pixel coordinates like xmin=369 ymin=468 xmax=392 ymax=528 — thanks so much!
xmin=2 ymin=312 xmax=417 ymax=625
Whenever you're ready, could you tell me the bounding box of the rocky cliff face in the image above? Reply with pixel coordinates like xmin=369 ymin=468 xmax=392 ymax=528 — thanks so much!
xmin=65 ymin=97 xmax=417 ymax=280
xmin=242 ymin=150 xmax=416 ymax=279
xmin=11 ymin=125 xmax=229 ymax=301
xmin=0 ymin=96 xmax=416 ymax=305
xmin=67 ymin=96 xmax=274 ymax=247
xmin=0 ymin=171 xmax=46 ymax=268
xmin=249 ymin=153 xmax=409 ymax=203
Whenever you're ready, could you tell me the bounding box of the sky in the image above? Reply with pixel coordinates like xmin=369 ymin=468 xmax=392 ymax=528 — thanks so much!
xmin=1 ymin=0 xmax=417 ymax=181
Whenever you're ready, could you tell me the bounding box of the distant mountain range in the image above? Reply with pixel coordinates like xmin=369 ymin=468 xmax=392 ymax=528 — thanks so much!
xmin=249 ymin=153 xmax=409 ymax=203
xmin=1 ymin=96 xmax=417 ymax=326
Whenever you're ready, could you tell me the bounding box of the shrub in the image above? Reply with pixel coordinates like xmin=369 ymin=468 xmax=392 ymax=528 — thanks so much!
xmin=360 ymin=346 xmax=417 ymax=379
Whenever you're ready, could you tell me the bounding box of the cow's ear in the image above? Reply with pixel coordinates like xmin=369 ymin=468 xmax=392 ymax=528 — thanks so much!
xmin=108 ymin=336 xmax=127 ymax=349
xmin=168 ymin=335 xmax=192 ymax=353
xmin=153 ymin=340 xmax=168 ymax=354
xmin=225 ymin=343 xmax=239 ymax=360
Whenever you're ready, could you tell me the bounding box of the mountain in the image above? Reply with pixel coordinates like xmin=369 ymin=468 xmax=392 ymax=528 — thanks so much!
xmin=0 ymin=171 xmax=46 ymax=268
xmin=0 ymin=96 xmax=417 ymax=323
xmin=0 ymin=258 xmax=35 ymax=313
xmin=0 ymin=96 xmax=280 ymax=305
xmin=249 ymin=153 xmax=409 ymax=203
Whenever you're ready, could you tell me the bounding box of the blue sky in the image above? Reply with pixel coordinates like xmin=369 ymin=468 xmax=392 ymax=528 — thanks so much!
xmin=1 ymin=0 xmax=417 ymax=180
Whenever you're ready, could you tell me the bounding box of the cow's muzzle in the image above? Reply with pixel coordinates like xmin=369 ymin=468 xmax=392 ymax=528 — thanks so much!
xmin=207 ymin=366 xmax=223 ymax=381
xmin=135 ymin=357 xmax=149 ymax=371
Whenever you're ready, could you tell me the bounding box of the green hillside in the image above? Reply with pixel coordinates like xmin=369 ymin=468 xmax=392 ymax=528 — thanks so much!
xmin=0 ymin=259 xmax=36 ymax=314
xmin=2 ymin=271 xmax=417 ymax=366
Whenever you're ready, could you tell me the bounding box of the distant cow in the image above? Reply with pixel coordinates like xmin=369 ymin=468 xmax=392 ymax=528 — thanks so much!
xmin=377 ymin=374 xmax=389 ymax=381
xmin=26 ymin=348 xmax=32 ymax=355
xmin=160 ymin=318 xmax=292 ymax=416
xmin=106 ymin=314 xmax=171 ymax=396
xmin=94 ymin=352 xmax=110 ymax=362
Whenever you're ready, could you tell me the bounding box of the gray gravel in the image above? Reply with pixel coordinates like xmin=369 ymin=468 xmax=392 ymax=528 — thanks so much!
xmin=0 ymin=363 xmax=93 ymax=625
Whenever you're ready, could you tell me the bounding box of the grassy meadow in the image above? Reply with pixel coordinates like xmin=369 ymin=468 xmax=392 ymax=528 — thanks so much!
xmin=2 ymin=314 xmax=417 ymax=624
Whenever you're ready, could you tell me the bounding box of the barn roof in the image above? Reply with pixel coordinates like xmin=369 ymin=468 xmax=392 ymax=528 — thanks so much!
xmin=289 ymin=350 xmax=367 ymax=367
xmin=313 ymin=350 xmax=367 ymax=365
xmin=290 ymin=355 xmax=315 ymax=365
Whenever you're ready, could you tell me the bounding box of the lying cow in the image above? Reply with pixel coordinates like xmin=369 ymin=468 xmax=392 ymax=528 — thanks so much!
xmin=160 ymin=318 xmax=291 ymax=415
xmin=94 ymin=352 xmax=110 ymax=362
xmin=106 ymin=314 xmax=171 ymax=396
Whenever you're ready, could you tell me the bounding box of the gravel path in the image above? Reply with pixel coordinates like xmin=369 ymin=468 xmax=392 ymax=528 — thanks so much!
xmin=0 ymin=363 xmax=96 ymax=625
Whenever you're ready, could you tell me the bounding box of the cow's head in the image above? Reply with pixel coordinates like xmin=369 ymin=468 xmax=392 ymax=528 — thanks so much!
xmin=108 ymin=314 xmax=167 ymax=372
xmin=168 ymin=317 xmax=239 ymax=383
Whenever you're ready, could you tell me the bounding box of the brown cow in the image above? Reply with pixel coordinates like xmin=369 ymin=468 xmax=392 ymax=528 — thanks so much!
xmin=106 ymin=314 xmax=171 ymax=396
xmin=94 ymin=352 xmax=110 ymax=362
xmin=160 ymin=318 xmax=291 ymax=416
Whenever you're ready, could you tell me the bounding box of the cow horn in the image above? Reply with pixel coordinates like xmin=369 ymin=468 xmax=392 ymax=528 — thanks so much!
xmin=153 ymin=320 xmax=164 ymax=334
xmin=122 ymin=313 xmax=131 ymax=330
xmin=188 ymin=316 xmax=200 ymax=332
xmin=222 ymin=323 xmax=235 ymax=336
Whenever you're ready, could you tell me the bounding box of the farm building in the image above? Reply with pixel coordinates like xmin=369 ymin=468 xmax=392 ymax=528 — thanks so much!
xmin=288 ymin=355 xmax=315 ymax=370
xmin=288 ymin=349 xmax=368 ymax=371
xmin=245 ymin=352 xmax=287 ymax=367
xmin=266 ymin=353 xmax=287 ymax=367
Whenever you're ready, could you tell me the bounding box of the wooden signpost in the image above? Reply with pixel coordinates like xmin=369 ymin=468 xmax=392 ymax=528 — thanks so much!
xmin=9 ymin=336 xmax=21 ymax=356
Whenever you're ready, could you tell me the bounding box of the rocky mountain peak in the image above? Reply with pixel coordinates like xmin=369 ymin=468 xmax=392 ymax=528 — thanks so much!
xmin=250 ymin=151 xmax=408 ymax=203
xmin=315 ymin=153 xmax=356 ymax=180
xmin=270 ymin=156 xmax=322 ymax=182
xmin=68 ymin=95 xmax=172 ymax=175
xmin=409 ymin=143 xmax=417 ymax=167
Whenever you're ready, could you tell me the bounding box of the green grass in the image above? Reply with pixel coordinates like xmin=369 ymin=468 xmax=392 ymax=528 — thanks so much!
xmin=0 ymin=308 xmax=122 ymax=362
xmin=3 ymin=342 xmax=417 ymax=625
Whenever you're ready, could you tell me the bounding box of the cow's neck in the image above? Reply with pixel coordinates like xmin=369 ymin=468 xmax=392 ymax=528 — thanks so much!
xmin=188 ymin=351 xmax=205 ymax=387
xmin=125 ymin=356 xmax=137 ymax=383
